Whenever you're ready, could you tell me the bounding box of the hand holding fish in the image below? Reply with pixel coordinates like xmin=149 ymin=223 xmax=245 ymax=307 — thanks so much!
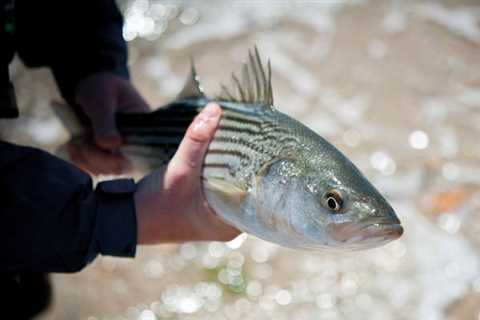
xmin=75 ymin=72 xmax=150 ymax=150
xmin=64 ymin=136 xmax=133 ymax=175
xmin=133 ymin=103 xmax=241 ymax=244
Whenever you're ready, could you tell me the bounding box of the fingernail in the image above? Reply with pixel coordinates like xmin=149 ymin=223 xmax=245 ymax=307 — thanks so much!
xmin=192 ymin=117 xmax=208 ymax=133
xmin=202 ymin=103 xmax=221 ymax=119
xmin=192 ymin=103 xmax=221 ymax=133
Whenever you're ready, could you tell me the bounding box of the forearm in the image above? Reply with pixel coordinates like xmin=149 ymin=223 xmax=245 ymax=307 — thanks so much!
xmin=0 ymin=141 xmax=137 ymax=273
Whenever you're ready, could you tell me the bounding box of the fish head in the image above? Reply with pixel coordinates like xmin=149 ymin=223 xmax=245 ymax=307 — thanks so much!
xmin=255 ymin=144 xmax=403 ymax=251
xmin=309 ymin=160 xmax=403 ymax=250
xmin=300 ymin=149 xmax=402 ymax=250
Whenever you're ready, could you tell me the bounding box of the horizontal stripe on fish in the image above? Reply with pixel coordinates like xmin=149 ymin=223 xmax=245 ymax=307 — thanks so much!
xmin=119 ymin=119 xmax=193 ymax=129
xmin=207 ymin=148 xmax=250 ymax=161
xmin=260 ymin=123 xmax=290 ymax=134
xmin=218 ymin=124 xmax=261 ymax=136
xmin=203 ymin=162 xmax=231 ymax=169
xmin=218 ymin=102 xmax=263 ymax=116
xmin=120 ymin=127 xmax=189 ymax=134
xmin=219 ymin=118 xmax=261 ymax=131
xmin=221 ymin=108 xmax=290 ymax=136
xmin=205 ymin=150 xmax=248 ymax=168
xmin=210 ymin=136 xmax=266 ymax=156
xmin=123 ymin=135 xmax=184 ymax=146
xmin=117 ymin=115 xmax=197 ymax=128
xmin=222 ymin=111 xmax=265 ymax=127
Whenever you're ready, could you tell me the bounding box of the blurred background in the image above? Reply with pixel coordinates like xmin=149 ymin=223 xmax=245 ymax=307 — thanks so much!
xmin=2 ymin=0 xmax=480 ymax=319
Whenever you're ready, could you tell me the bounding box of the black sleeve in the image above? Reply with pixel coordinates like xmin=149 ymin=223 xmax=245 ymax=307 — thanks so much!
xmin=0 ymin=141 xmax=137 ymax=273
xmin=14 ymin=0 xmax=129 ymax=105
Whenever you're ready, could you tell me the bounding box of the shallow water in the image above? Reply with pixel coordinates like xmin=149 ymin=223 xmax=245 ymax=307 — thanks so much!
xmin=3 ymin=0 xmax=480 ymax=319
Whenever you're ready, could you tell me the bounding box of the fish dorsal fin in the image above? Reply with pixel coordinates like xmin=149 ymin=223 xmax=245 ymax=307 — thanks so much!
xmin=217 ymin=46 xmax=274 ymax=106
xmin=177 ymin=59 xmax=206 ymax=99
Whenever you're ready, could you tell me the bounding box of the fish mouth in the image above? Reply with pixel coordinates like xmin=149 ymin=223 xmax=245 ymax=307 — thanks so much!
xmin=360 ymin=222 xmax=403 ymax=240
xmin=328 ymin=219 xmax=404 ymax=247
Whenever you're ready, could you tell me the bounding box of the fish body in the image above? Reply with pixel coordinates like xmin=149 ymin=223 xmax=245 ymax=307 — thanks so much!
xmin=59 ymin=48 xmax=403 ymax=250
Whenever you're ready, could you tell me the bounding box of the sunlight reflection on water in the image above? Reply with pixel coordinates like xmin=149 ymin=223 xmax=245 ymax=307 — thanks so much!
xmin=5 ymin=0 xmax=477 ymax=319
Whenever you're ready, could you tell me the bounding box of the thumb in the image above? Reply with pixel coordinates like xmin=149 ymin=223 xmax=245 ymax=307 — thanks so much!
xmin=169 ymin=103 xmax=221 ymax=176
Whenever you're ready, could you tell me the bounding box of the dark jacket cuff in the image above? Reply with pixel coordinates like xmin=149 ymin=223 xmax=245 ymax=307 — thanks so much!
xmin=90 ymin=179 xmax=137 ymax=259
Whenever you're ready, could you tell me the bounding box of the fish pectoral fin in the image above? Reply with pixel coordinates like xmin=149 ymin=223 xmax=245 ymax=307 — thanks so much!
xmin=203 ymin=177 xmax=247 ymax=212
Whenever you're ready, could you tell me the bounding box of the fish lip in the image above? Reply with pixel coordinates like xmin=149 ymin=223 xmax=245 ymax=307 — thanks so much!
xmin=329 ymin=220 xmax=404 ymax=244
xmin=361 ymin=222 xmax=404 ymax=240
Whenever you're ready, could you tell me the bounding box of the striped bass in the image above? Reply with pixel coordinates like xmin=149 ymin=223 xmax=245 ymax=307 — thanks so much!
xmin=57 ymin=47 xmax=403 ymax=250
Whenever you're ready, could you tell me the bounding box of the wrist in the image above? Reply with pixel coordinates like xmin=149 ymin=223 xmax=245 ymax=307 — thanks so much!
xmin=134 ymin=189 xmax=191 ymax=245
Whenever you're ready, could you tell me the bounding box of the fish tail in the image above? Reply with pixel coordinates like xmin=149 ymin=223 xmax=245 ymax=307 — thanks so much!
xmin=115 ymin=103 xmax=201 ymax=150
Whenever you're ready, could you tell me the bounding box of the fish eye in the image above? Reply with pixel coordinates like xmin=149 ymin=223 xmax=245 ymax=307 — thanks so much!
xmin=324 ymin=190 xmax=343 ymax=212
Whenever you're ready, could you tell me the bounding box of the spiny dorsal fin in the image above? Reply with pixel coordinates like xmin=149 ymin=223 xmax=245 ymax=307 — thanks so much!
xmin=217 ymin=46 xmax=274 ymax=106
xmin=177 ymin=59 xmax=205 ymax=99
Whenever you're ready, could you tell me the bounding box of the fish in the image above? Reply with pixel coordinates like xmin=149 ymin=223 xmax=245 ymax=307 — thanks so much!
xmin=55 ymin=47 xmax=403 ymax=251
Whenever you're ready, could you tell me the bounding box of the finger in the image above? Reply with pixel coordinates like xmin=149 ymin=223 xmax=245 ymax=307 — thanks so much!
xmin=119 ymin=85 xmax=151 ymax=113
xmin=89 ymin=108 xmax=123 ymax=150
xmin=169 ymin=103 xmax=221 ymax=173
xmin=67 ymin=139 xmax=132 ymax=175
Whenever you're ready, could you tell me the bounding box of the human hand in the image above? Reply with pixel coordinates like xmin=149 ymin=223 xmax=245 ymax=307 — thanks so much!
xmin=63 ymin=136 xmax=132 ymax=176
xmin=134 ymin=103 xmax=241 ymax=244
xmin=75 ymin=72 xmax=150 ymax=150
